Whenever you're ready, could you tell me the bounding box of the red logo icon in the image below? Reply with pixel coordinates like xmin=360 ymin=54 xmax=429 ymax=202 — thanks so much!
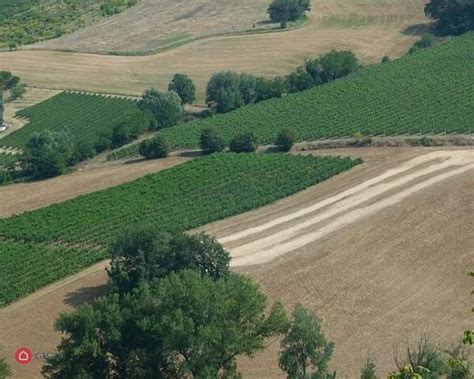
xmin=15 ymin=347 xmax=33 ymax=365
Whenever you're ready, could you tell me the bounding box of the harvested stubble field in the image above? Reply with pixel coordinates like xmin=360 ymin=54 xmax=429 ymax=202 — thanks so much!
xmin=1 ymin=147 xmax=472 ymax=378
xmin=0 ymin=0 xmax=428 ymax=100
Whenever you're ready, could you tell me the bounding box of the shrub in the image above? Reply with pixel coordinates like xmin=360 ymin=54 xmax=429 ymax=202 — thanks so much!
xmin=276 ymin=128 xmax=298 ymax=151
xmin=21 ymin=130 xmax=74 ymax=179
xmin=139 ymin=135 xmax=169 ymax=159
xmin=93 ymin=133 xmax=112 ymax=153
xmin=229 ymin=133 xmax=258 ymax=153
xmin=70 ymin=141 xmax=95 ymax=164
xmin=382 ymin=56 xmax=391 ymax=63
xmin=200 ymin=128 xmax=226 ymax=154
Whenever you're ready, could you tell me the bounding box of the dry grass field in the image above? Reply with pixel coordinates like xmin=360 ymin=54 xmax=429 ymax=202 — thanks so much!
xmin=1 ymin=147 xmax=472 ymax=378
xmin=29 ymin=0 xmax=272 ymax=54
xmin=0 ymin=0 xmax=429 ymax=101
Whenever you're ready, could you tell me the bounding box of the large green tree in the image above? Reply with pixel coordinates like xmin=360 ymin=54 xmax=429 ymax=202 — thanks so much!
xmin=268 ymin=0 xmax=311 ymax=27
xmin=425 ymin=0 xmax=474 ymax=36
xmin=43 ymin=271 xmax=289 ymax=378
xmin=279 ymin=304 xmax=335 ymax=379
xmin=139 ymin=88 xmax=183 ymax=129
xmin=168 ymin=73 xmax=196 ymax=105
xmin=206 ymin=71 xmax=244 ymax=113
xmin=107 ymin=227 xmax=230 ymax=295
xmin=21 ymin=130 xmax=73 ymax=179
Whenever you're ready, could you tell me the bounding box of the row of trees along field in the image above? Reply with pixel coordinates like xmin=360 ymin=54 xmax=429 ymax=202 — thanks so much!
xmin=0 ymin=0 xmax=138 ymax=49
xmin=152 ymin=33 xmax=473 ymax=151
xmin=1 ymin=228 xmax=470 ymax=378
xmin=108 ymin=29 xmax=473 ymax=162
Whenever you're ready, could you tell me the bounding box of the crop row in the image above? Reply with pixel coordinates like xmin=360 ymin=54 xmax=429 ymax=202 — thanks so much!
xmin=0 ymin=152 xmax=19 ymax=168
xmin=1 ymin=92 xmax=139 ymax=149
xmin=0 ymin=153 xmax=361 ymax=304
xmin=1 ymin=153 xmax=361 ymax=245
xmin=0 ymin=240 xmax=105 ymax=306
xmin=108 ymin=32 xmax=473 ymax=160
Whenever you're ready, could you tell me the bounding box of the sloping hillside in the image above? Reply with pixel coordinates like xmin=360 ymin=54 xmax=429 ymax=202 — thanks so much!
xmin=160 ymin=33 xmax=474 ymax=148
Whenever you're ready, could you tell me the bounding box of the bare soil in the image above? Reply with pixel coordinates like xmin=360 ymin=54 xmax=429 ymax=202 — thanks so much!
xmin=0 ymin=0 xmax=428 ymax=101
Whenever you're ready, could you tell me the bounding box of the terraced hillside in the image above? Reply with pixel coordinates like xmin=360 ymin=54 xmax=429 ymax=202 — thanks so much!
xmin=0 ymin=153 xmax=360 ymax=305
xmin=111 ymin=33 xmax=474 ymax=159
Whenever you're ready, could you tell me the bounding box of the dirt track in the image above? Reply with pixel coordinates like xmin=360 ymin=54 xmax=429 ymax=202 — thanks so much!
xmin=0 ymin=147 xmax=472 ymax=378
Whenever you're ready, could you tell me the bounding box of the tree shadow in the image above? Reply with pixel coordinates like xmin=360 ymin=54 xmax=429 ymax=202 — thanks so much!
xmin=64 ymin=283 xmax=111 ymax=308
xmin=402 ymin=23 xmax=434 ymax=36
xmin=176 ymin=150 xmax=204 ymax=158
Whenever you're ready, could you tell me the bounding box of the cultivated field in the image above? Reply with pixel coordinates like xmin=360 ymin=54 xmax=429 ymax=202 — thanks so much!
xmin=0 ymin=92 xmax=139 ymax=149
xmin=0 ymin=0 xmax=428 ymax=100
xmin=1 ymin=147 xmax=471 ymax=378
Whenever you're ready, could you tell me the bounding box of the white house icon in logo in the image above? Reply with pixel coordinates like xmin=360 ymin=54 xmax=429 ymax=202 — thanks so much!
xmin=15 ymin=347 xmax=32 ymax=365
xmin=18 ymin=351 xmax=29 ymax=361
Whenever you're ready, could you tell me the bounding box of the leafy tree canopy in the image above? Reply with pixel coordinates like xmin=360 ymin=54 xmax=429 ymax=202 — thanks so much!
xmin=425 ymin=0 xmax=474 ymax=36
xmin=139 ymin=88 xmax=183 ymax=129
xmin=200 ymin=128 xmax=226 ymax=154
xmin=268 ymin=0 xmax=311 ymax=25
xmin=138 ymin=135 xmax=169 ymax=159
xmin=43 ymin=271 xmax=289 ymax=379
xmin=21 ymin=129 xmax=74 ymax=179
xmin=168 ymin=73 xmax=196 ymax=105
xmin=206 ymin=71 xmax=244 ymax=113
xmin=107 ymin=227 xmax=231 ymax=295
xmin=279 ymin=304 xmax=335 ymax=379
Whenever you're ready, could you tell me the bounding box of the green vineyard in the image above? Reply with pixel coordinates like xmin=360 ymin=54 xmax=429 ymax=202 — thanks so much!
xmin=0 ymin=152 xmax=19 ymax=168
xmin=0 ymin=92 xmax=139 ymax=149
xmin=151 ymin=33 xmax=472 ymax=151
xmin=0 ymin=153 xmax=361 ymax=305
xmin=0 ymin=240 xmax=105 ymax=306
